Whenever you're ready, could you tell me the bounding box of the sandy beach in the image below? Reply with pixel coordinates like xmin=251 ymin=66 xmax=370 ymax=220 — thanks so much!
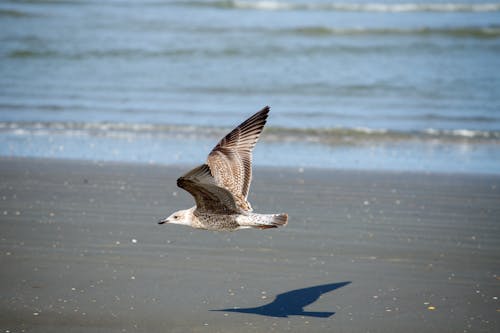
xmin=0 ymin=157 xmax=499 ymax=332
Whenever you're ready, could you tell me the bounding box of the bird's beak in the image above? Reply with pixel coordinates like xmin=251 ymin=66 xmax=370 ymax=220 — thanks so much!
xmin=158 ymin=217 xmax=168 ymax=225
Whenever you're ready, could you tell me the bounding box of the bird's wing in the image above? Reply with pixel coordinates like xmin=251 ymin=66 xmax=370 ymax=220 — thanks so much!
xmin=207 ymin=106 xmax=269 ymax=210
xmin=177 ymin=164 xmax=241 ymax=214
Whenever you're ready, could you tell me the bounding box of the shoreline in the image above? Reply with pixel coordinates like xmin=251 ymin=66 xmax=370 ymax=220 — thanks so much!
xmin=0 ymin=157 xmax=499 ymax=332
xmin=2 ymin=155 xmax=500 ymax=178
xmin=2 ymin=125 xmax=500 ymax=175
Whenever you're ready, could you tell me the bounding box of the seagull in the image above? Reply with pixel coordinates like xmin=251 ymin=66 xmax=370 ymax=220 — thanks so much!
xmin=158 ymin=106 xmax=288 ymax=231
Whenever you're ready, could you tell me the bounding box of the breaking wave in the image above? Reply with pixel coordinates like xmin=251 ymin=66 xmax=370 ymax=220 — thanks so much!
xmin=287 ymin=26 xmax=500 ymax=38
xmin=1 ymin=121 xmax=499 ymax=145
xmin=7 ymin=25 xmax=499 ymax=61
xmin=185 ymin=1 xmax=500 ymax=12
xmin=0 ymin=9 xmax=35 ymax=17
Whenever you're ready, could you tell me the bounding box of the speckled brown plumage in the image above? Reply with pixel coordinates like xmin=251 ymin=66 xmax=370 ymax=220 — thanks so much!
xmin=206 ymin=106 xmax=269 ymax=212
xmin=159 ymin=106 xmax=288 ymax=231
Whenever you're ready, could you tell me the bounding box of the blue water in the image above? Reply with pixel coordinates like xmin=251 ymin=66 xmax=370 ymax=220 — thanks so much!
xmin=1 ymin=0 xmax=500 ymax=173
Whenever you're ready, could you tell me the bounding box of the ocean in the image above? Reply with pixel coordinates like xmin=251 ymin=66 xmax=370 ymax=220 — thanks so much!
xmin=1 ymin=0 xmax=499 ymax=173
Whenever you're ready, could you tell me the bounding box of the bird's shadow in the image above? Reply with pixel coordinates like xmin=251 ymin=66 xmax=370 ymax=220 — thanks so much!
xmin=211 ymin=281 xmax=351 ymax=318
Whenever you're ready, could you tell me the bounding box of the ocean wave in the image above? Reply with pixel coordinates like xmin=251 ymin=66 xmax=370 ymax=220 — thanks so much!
xmin=10 ymin=26 xmax=496 ymax=61
xmin=288 ymin=26 xmax=500 ymax=38
xmin=6 ymin=48 xmax=198 ymax=59
xmin=8 ymin=0 xmax=500 ymax=13
xmin=1 ymin=121 xmax=499 ymax=145
xmin=0 ymin=9 xmax=35 ymax=17
xmin=185 ymin=1 xmax=500 ymax=12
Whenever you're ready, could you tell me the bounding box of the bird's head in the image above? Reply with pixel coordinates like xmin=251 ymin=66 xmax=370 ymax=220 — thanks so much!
xmin=158 ymin=208 xmax=193 ymax=226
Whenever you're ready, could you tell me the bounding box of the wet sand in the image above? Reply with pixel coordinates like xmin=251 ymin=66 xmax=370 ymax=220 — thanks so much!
xmin=0 ymin=157 xmax=499 ymax=332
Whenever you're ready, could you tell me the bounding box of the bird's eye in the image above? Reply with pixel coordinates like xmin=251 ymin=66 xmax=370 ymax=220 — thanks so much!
xmin=174 ymin=215 xmax=179 ymax=219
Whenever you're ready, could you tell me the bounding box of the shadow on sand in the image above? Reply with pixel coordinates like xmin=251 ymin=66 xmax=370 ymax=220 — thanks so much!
xmin=212 ymin=281 xmax=351 ymax=318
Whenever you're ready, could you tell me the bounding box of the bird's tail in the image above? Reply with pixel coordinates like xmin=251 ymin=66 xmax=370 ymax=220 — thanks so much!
xmin=239 ymin=213 xmax=288 ymax=229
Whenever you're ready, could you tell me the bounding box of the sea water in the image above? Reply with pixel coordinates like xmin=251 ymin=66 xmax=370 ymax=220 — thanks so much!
xmin=1 ymin=0 xmax=499 ymax=173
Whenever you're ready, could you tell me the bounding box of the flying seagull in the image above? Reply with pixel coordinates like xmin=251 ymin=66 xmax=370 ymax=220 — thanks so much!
xmin=158 ymin=106 xmax=288 ymax=231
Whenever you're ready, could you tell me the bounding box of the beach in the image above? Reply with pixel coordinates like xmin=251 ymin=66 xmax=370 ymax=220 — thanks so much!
xmin=1 ymin=1 xmax=499 ymax=331
xmin=0 ymin=157 xmax=498 ymax=332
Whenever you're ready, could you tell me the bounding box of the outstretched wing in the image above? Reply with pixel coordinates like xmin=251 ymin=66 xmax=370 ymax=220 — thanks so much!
xmin=177 ymin=164 xmax=241 ymax=214
xmin=207 ymin=106 xmax=269 ymax=209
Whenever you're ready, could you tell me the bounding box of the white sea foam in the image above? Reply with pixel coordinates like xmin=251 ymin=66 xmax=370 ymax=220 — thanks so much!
xmin=452 ymin=129 xmax=478 ymax=138
xmin=424 ymin=128 xmax=497 ymax=138
xmin=2 ymin=121 xmax=499 ymax=143
xmin=229 ymin=1 xmax=500 ymax=12
xmin=352 ymin=127 xmax=388 ymax=134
